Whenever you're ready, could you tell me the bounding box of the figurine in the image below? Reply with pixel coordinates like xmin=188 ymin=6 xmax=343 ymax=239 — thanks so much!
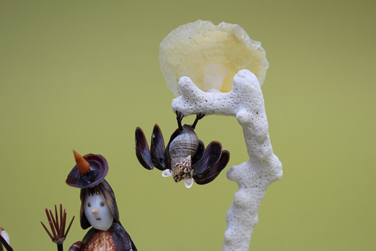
xmin=135 ymin=112 xmax=229 ymax=188
xmin=160 ymin=20 xmax=282 ymax=250
xmin=66 ymin=150 xmax=137 ymax=251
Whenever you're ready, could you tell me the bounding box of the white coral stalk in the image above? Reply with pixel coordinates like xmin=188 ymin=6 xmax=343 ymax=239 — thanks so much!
xmin=171 ymin=69 xmax=283 ymax=251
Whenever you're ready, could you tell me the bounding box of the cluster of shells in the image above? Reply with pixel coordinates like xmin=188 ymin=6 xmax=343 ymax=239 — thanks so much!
xmin=159 ymin=20 xmax=269 ymax=96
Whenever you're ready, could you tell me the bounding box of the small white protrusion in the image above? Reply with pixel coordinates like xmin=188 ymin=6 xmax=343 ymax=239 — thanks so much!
xmin=0 ymin=229 xmax=10 ymax=245
xmin=184 ymin=178 xmax=194 ymax=188
xmin=162 ymin=169 xmax=173 ymax=177
xmin=181 ymin=155 xmax=191 ymax=168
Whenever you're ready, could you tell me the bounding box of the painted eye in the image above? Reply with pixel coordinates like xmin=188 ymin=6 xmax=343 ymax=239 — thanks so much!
xmin=87 ymin=202 xmax=92 ymax=207
xmin=100 ymin=202 xmax=105 ymax=207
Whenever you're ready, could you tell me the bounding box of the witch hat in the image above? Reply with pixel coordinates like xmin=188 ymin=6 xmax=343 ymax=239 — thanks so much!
xmin=66 ymin=150 xmax=109 ymax=188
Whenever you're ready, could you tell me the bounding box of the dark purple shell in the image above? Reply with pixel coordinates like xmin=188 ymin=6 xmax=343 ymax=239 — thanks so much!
xmin=66 ymin=154 xmax=109 ymax=188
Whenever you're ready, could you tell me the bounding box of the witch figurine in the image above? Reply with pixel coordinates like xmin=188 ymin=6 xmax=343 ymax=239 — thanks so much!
xmin=66 ymin=150 xmax=137 ymax=251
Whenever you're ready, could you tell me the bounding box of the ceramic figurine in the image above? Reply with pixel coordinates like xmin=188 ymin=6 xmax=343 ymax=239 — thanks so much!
xmin=66 ymin=150 xmax=137 ymax=251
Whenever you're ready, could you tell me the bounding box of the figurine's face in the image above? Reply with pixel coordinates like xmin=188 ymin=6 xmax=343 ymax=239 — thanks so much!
xmin=84 ymin=193 xmax=113 ymax=231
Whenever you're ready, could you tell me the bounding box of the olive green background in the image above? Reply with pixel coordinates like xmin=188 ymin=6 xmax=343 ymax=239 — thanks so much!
xmin=0 ymin=0 xmax=375 ymax=250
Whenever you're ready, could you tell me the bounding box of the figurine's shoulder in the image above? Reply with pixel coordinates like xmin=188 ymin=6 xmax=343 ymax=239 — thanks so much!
xmin=108 ymin=223 xmax=138 ymax=251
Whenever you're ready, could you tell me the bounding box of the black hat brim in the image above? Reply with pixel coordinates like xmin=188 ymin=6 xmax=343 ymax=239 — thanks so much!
xmin=66 ymin=154 xmax=109 ymax=188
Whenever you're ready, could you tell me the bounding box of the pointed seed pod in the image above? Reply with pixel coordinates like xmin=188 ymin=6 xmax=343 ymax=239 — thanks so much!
xmin=73 ymin=149 xmax=90 ymax=174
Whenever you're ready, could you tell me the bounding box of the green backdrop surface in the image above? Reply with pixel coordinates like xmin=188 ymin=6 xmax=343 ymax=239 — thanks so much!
xmin=0 ymin=0 xmax=375 ymax=250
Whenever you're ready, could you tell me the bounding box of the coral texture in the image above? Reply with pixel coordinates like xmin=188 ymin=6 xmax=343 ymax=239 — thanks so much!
xmin=171 ymin=69 xmax=282 ymax=251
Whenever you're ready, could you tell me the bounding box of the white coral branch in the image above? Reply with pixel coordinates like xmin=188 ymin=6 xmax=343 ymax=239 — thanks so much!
xmin=172 ymin=69 xmax=283 ymax=251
